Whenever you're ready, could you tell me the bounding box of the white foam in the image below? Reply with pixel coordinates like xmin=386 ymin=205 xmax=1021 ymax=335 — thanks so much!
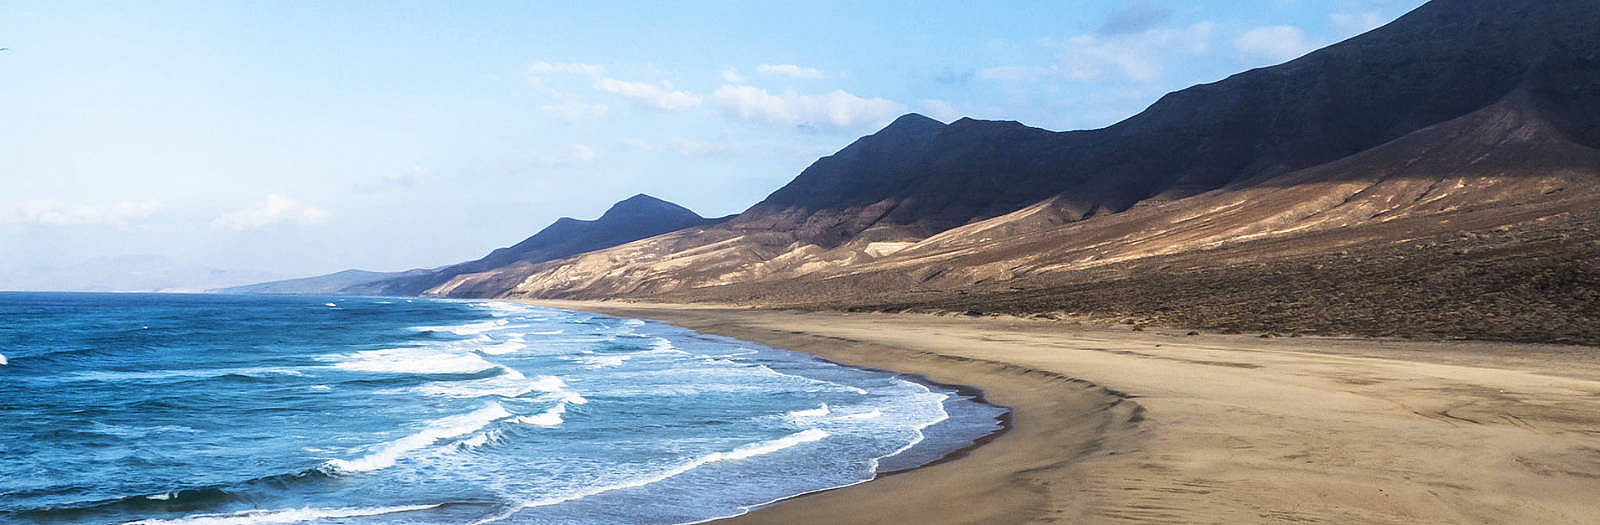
xmin=408 ymin=370 xmax=568 ymax=399
xmin=321 ymin=403 xmax=512 ymax=473
xmin=0 ymin=353 xmax=6 ymax=366
xmin=512 ymin=405 xmax=566 ymax=428
xmin=64 ymin=367 xmax=305 ymax=382
xmin=122 ymin=504 xmax=439 ymax=524
xmin=307 ymin=385 xmax=330 ymax=392
xmin=477 ymin=338 xmax=527 ymax=355
xmin=324 ymin=303 xmax=337 ymax=307
xmin=622 ymin=319 xmax=646 ymax=326
xmin=473 ymin=429 xmax=829 ymax=524
xmin=414 ymin=319 xmax=509 ymax=336
xmin=528 ymin=329 xmax=563 ymax=335
xmin=326 ymin=347 xmax=498 ymax=375
xmin=510 ymin=390 xmax=587 ymax=428
xmin=785 ymin=403 xmax=830 ymax=420
xmin=577 ymin=355 xmax=629 ymax=368
xmin=841 ymin=409 xmax=883 ymax=420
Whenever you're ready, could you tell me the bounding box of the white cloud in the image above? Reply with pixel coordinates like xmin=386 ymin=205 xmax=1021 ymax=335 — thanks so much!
xmin=756 ymin=64 xmax=823 ymax=79
xmin=1059 ymin=22 xmax=1215 ymax=82
xmin=619 ymin=137 xmax=661 ymax=151
xmin=711 ymin=85 xmax=904 ymax=128
xmin=540 ymin=99 xmax=609 ymax=122
xmin=594 ymin=77 xmax=701 ymax=110
xmin=354 ymin=166 xmax=429 ymax=193
xmin=3 ymin=200 xmax=163 ymax=228
xmin=211 ymin=195 xmax=329 ymax=231
xmin=671 ymin=137 xmax=738 ymax=157
xmin=1235 ymin=25 xmax=1314 ymax=62
xmin=527 ymin=61 xmax=606 ymax=90
xmin=532 ymin=144 xmax=601 ymax=167
xmin=919 ymin=99 xmax=960 ymax=122
xmin=980 ymin=22 xmax=1214 ymax=84
xmin=1331 ymin=11 xmax=1387 ymax=37
xmin=528 ymin=61 xmax=606 ymax=77
xmin=720 ymin=69 xmax=745 ymax=83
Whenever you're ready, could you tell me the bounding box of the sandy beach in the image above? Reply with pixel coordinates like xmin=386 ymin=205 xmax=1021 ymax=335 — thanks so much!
xmin=527 ymin=300 xmax=1600 ymax=524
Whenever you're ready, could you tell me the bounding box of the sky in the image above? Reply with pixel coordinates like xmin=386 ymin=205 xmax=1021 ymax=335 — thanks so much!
xmin=0 ymin=0 xmax=1427 ymax=287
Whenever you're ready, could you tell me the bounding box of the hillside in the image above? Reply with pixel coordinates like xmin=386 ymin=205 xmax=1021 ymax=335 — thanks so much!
xmin=212 ymin=269 xmax=402 ymax=295
xmin=222 ymin=194 xmax=714 ymax=297
xmin=420 ymin=0 xmax=1600 ymax=343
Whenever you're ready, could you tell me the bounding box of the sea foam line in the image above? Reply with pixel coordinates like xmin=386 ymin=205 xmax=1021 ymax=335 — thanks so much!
xmin=121 ymin=504 xmax=440 ymax=524
xmin=472 ymin=429 xmax=829 ymax=524
xmin=321 ymin=403 xmax=512 ymax=474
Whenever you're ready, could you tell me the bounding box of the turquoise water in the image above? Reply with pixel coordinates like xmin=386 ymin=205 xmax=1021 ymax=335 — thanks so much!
xmin=0 ymin=292 xmax=1004 ymax=524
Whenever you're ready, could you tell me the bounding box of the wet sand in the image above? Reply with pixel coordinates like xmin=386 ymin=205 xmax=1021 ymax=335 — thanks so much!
xmin=528 ymin=300 xmax=1600 ymax=524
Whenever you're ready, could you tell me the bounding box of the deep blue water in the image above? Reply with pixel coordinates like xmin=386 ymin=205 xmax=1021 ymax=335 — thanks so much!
xmin=0 ymin=292 xmax=1004 ymax=524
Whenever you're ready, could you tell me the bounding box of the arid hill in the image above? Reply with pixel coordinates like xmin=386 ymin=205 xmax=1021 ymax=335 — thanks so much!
xmin=430 ymin=0 xmax=1599 ymax=343
xmin=223 ymin=195 xmax=714 ymax=296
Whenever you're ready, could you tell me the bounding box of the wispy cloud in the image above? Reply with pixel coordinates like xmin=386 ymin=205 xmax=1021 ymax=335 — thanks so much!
xmin=529 ymin=61 xmax=700 ymax=111
xmin=671 ymin=137 xmax=739 ymax=157
xmin=211 ymin=195 xmax=329 ymax=231
xmin=756 ymin=64 xmax=824 ymax=79
xmin=3 ymin=200 xmax=164 ymax=228
xmin=711 ymin=85 xmax=904 ymax=129
xmin=353 ymin=166 xmax=429 ymax=193
xmin=594 ymin=77 xmax=701 ymax=110
xmin=1235 ymin=25 xmax=1313 ymax=62
xmin=979 ymin=21 xmax=1214 ymax=84
xmin=531 ymin=144 xmax=600 ymax=167
xmin=719 ymin=69 xmax=745 ymax=83
xmin=540 ymin=99 xmax=610 ymax=122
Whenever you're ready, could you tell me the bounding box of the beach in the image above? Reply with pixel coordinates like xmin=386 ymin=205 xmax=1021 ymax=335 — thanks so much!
xmin=531 ymin=300 xmax=1600 ymax=524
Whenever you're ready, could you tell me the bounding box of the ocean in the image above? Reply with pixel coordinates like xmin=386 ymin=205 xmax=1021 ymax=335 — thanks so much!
xmin=0 ymin=292 xmax=1005 ymax=524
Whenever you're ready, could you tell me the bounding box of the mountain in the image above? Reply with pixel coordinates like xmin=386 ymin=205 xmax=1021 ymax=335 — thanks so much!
xmin=212 ymin=269 xmax=404 ymax=295
xmin=221 ymin=194 xmax=715 ymax=297
xmin=422 ymin=0 xmax=1600 ymax=343
xmin=345 ymin=194 xmax=713 ymax=296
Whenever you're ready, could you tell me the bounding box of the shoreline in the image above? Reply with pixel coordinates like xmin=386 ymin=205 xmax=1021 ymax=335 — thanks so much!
xmin=524 ymin=299 xmax=1600 ymax=524
xmin=523 ymin=299 xmax=1148 ymax=524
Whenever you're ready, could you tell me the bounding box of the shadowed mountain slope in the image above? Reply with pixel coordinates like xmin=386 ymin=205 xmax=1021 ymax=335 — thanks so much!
xmin=429 ymin=0 xmax=1600 ymax=314
xmin=343 ymin=194 xmax=712 ymax=296
xmin=212 ymin=269 xmax=404 ymax=295
xmin=221 ymin=195 xmax=713 ymax=296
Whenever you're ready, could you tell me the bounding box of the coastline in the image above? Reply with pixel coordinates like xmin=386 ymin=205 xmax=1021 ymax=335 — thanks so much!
xmin=524 ymin=299 xmax=1600 ymax=524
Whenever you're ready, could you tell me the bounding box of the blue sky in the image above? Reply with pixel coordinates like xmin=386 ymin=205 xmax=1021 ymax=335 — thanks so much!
xmin=0 ymin=0 xmax=1425 ymax=284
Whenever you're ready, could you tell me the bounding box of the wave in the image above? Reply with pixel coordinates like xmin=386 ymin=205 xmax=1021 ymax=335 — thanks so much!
xmin=413 ymin=319 xmax=509 ymax=336
xmin=473 ymin=429 xmax=829 ymax=524
xmin=325 ymin=347 xmax=498 ymax=375
xmin=0 ymin=352 xmax=6 ymax=365
xmin=406 ymin=370 xmax=569 ymax=399
xmin=62 ymin=367 xmax=306 ymax=383
xmin=510 ymin=391 xmax=587 ymax=428
xmin=122 ymin=503 xmax=440 ymax=524
xmin=841 ymin=409 xmax=883 ymax=420
xmin=785 ymin=403 xmax=830 ymax=420
xmin=476 ymin=338 xmax=526 ymax=355
xmin=321 ymin=403 xmax=511 ymax=474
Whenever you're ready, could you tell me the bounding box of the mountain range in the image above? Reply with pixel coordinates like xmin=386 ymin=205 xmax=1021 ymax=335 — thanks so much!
xmin=229 ymin=0 xmax=1600 ymax=344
